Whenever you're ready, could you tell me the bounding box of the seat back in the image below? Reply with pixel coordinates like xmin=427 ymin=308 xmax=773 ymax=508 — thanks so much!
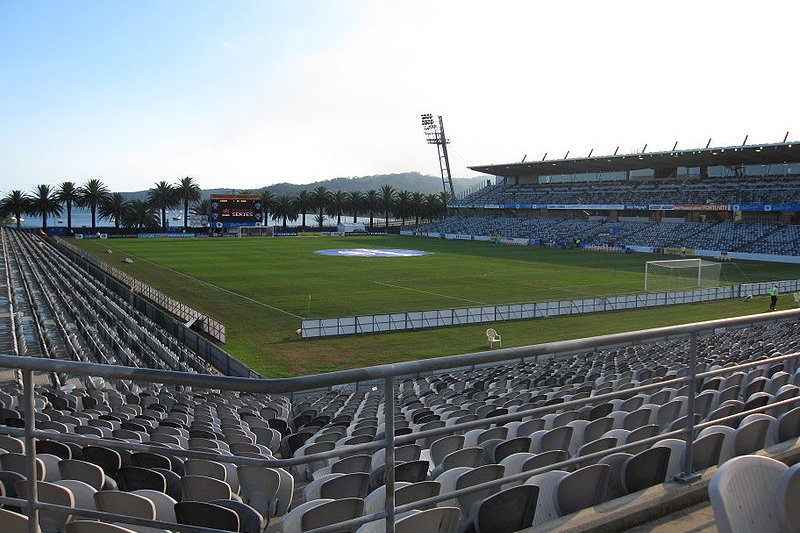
xmin=473 ymin=485 xmax=538 ymax=533
xmin=709 ymin=455 xmax=786 ymax=533
xmin=301 ymin=497 xmax=365 ymax=532
xmin=556 ymin=464 xmax=609 ymax=516
xmin=395 ymin=506 xmax=461 ymax=533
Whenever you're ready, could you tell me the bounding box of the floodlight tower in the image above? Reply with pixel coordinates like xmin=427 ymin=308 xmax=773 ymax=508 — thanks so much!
xmin=421 ymin=114 xmax=456 ymax=198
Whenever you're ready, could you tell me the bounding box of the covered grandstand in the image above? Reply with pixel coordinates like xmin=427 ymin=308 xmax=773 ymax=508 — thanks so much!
xmin=429 ymin=140 xmax=800 ymax=260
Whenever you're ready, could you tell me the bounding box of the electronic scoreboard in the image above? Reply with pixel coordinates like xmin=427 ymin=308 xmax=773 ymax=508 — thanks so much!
xmin=209 ymin=194 xmax=263 ymax=228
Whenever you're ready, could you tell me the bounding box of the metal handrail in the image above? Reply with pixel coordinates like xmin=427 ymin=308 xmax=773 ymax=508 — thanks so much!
xmin=1 ymin=308 xmax=799 ymax=533
xmin=3 ymin=308 xmax=798 ymax=392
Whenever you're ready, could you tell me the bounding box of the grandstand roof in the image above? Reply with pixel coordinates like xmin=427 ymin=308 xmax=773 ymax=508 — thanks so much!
xmin=470 ymin=141 xmax=800 ymax=177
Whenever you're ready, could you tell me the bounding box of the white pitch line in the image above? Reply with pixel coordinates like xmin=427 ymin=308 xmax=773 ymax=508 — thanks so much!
xmin=110 ymin=248 xmax=304 ymax=319
xmin=373 ymin=281 xmax=489 ymax=306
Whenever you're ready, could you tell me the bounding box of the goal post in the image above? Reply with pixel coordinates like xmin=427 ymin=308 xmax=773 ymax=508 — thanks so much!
xmin=644 ymin=258 xmax=722 ymax=292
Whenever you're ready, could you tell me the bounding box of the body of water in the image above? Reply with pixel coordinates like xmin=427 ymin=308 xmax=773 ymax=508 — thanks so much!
xmin=17 ymin=208 xmax=398 ymax=229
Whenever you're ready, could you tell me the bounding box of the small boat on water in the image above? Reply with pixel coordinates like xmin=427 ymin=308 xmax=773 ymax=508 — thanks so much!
xmin=172 ymin=214 xmax=182 ymax=221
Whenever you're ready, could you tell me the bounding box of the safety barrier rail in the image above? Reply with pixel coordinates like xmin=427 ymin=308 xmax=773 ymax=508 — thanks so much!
xmin=1 ymin=308 xmax=799 ymax=532
xmin=301 ymin=279 xmax=800 ymax=338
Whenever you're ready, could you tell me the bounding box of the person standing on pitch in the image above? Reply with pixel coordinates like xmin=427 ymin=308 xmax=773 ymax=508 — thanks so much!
xmin=769 ymin=284 xmax=779 ymax=311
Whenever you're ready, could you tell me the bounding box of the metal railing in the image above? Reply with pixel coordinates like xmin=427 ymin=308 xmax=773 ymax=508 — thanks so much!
xmin=301 ymin=279 xmax=800 ymax=338
xmin=0 ymin=308 xmax=799 ymax=533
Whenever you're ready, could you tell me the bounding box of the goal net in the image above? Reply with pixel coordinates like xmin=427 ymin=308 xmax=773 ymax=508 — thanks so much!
xmin=644 ymin=259 xmax=722 ymax=292
xmin=238 ymin=226 xmax=274 ymax=237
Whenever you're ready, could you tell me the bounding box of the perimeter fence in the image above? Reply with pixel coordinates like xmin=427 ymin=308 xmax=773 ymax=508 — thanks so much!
xmin=301 ymin=279 xmax=800 ymax=338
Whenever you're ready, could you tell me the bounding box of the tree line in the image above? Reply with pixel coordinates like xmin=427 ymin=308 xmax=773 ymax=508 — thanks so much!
xmin=0 ymin=179 xmax=449 ymax=231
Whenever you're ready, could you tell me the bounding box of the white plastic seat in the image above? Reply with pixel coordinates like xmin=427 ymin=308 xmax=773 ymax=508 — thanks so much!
xmin=709 ymin=455 xmax=787 ymax=533
xmin=486 ymin=328 xmax=501 ymax=348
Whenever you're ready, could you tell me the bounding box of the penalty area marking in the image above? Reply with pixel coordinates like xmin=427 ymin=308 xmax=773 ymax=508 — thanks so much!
xmin=372 ymin=281 xmax=489 ymax=306
xmin=104 ymin=247 xmax=304 ymax=319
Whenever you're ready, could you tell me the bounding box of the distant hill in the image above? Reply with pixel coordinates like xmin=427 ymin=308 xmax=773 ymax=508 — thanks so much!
xmin=123 ymin=172 xmax=488 ymax=200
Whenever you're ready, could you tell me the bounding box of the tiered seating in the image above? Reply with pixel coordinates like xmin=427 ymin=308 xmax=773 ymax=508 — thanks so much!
xmin=0 ymin=228 xmax=213 ymax=389
xmin=1 ymin=316 xmax=799 ymax=531
xmin=458 ymin=175 xmax=800 ymax=207
xmin=421 ymin=215 xmax=800 ymax=255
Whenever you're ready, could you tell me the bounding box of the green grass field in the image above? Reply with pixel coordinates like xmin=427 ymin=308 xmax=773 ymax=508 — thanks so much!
xmin=72 ymin=235 xmax=800 ymax=377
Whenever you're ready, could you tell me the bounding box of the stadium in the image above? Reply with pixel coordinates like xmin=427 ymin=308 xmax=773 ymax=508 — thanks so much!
xmin=2 ymin=131 xmax=800 ymax=533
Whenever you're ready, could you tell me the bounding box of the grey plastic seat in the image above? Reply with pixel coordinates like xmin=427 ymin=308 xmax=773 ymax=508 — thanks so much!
xmin=709 ymin=455 xmax=786 ymax=533
xmin=94 ymin=490 xmax=160 ymax=533
xmin=237 ymin=465 xmax=282 ymax=519
xmin=465 ymin=485 xmax=538 ymax=533
xmin=578 ymin=437 xmax=617 ymax=457
xmin=16 ymin=480 xmax=74 ymax=533
xmin=431 ymin=447 xmax=484 ymax=478
xmin=181 ymin=474 xmax=235 ymax=502
xmin=598 ymin=452 xmax=634 ymax=500
xmin=1 ymin=452 xmax=45 ymax=480
xmin=623 ymin=446 xmax=670 ymax=494
xmin=0 ymin=507 xmax=41 ymax=533
xmin=301 ymin=497 xmax=365 ymax=532
xmin=116 ymin=467 xmax=167 ymax=493
xmin=66 ymin=522 xmax=137 ymax=533
xmin=175 ymin=501 xmax=240 ymax=532
xmin=524 ymin=470 xmax=569 ymax=526
xmin=778 ymin=406 xmax=800 ymax=442
xmin=691 ymin=432 xmax=725 ymax=471
xmin=395 ymin=506 xmax=461 ymax=533
xmin=53 ymin=479 xmax=97 ymax=511
xmin=555 ymin=464 xmax=610 ymax=516
xmin=492 ymin=437 xmax=532 ymax=463
xmin=531 ymin=426 xmax=573 ymax=454
xmin=777 ymin=462 xmax=800 ymax=531
xmin=455 ymin=464 xmax=505 ymax=514
xmin=59 ymin=459 xmax=115 ymax=491
xmin=429 ymin=435 xmax=465 ymax=467
xmin=210 ymin=499 xmax=267 ymax=533
xmin=131 ymin=489 xmax=178 ymax=523
xmin=733 ymin=418 xmax=771 ymax=457
xmin=320 ymin=472 xmax=370 ymax=500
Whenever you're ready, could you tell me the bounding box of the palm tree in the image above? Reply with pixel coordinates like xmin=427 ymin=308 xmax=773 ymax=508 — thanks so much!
xmin=260 ymin=190 xmax=277 ymax=225
xmin=99 ymin=192 xmax=130 ymax=229
xmin=364 ymin=190 xmax=379 ymax=230
xmin=309 ymin=186 xmax=332 ymax=229
xmin=295 ymin=190 xmax=311 ymax=229
xmin=272 ymin=194 xmax=296 ymax=230
xmin=191 ymin=199 xmax=210 ymax=217
xmin=0 ymin=190 xmax=30 ymax=229
xmin=27 ymin=184 xmax=63 ymax=230
xmin=175 ymin=176 xmax=201 ymax=230
xmin=77 ymin=179 xmax=110 ymax=230
xmin=378 ymin=185 xmax=396 ymax=228
xmin=56 ymin=181 xmax=79 ymax=232
xmin=410 ymin=191 xmax=426 ymax=226
xmin=426 ymin=193 xmax=447 ymax=221
xmin=147 ymin=180 xmax=178 ymax=231
xmin=123 ymin=200 xmax=159 ymax=229
xmin=346 ymin=191 xmax=364 ymax=223
xmin=328 ymin=190 xmax=347 ymax=226
xmin=395 ymin=190 xmax=412 ymax=227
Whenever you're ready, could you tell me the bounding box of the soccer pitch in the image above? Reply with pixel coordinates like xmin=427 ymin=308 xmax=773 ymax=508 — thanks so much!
xmin=72 ymin=235 xmax=800 ymax=376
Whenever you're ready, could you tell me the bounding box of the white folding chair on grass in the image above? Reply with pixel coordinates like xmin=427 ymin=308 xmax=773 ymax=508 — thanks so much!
xmin=486 ymin=328 xmax=502 ymax=348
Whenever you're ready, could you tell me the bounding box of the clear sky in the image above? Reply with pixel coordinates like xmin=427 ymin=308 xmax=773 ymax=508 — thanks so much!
xmin=2 ymin=0 xmax=799 ymax=192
